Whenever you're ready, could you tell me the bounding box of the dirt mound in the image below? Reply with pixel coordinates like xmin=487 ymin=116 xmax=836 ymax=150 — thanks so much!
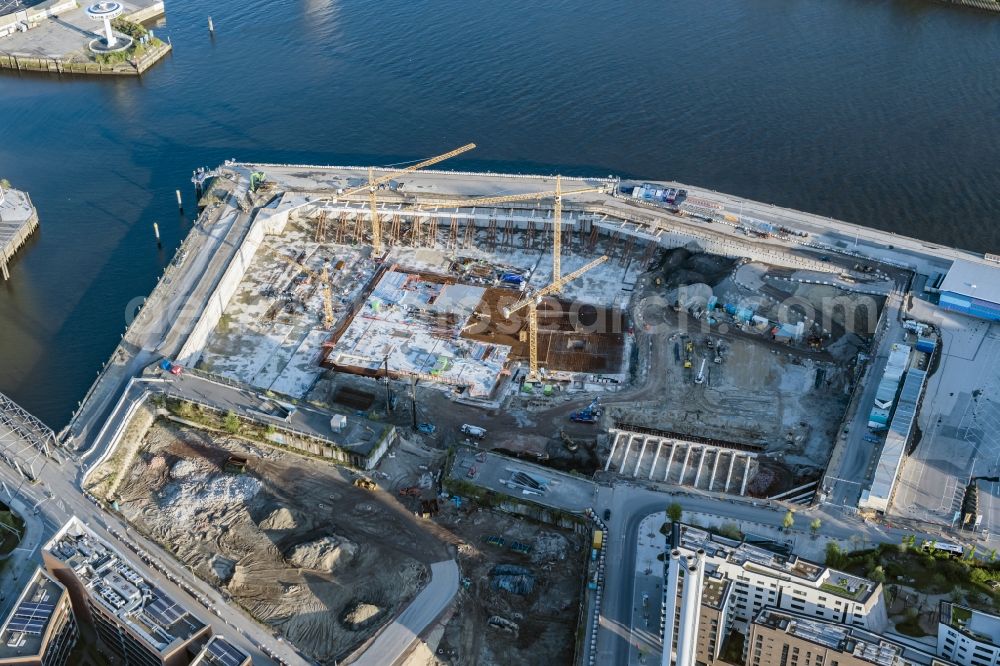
xmin=345 ymin=603 xmax=380 ymax=625
xmin=531 ymin=533 xmax=569 ymax=563
xmin=341 ymin=600 xmax=386 ymax=631
xmin=260 ymin=506 xmax=297 ymax=530
xmin=287 ymin=536 xmax=357 ymax=572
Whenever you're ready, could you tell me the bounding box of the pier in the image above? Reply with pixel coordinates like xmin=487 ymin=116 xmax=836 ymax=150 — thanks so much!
xmin=0 ymin=0 xmax=169 ymax=76
xmin=0 ymin=183 xmax=39 ymax=280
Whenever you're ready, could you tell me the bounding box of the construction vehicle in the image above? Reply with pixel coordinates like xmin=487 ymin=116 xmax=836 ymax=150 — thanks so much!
xmin=159 ymin=359 xmax=183 ymax=375
xmin=461 ymin=424 xmax=487 ymax=439
xmin=570 ymin=398 xmax=602 ymax=424
xmin=685 ymin=340 xmax=694 ymax=354
xmin=559 ymin=430 xmax=579 ymax=452
xmin=250 ymin=171 xmax=267 ymax=192
xmin=695 ymin=358 xmax=707 ymax=384
xmin=353 ymin=476 xmax=377 ymax=490
xmin=503 ymin=255 xmax=609 ymax=381
xmin=684 ymin=358 xmax=692 ymax=369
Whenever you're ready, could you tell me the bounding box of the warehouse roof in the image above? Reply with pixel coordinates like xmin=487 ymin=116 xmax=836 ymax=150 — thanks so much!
xmin=939 ymin=259 xmax=1000 ymax=304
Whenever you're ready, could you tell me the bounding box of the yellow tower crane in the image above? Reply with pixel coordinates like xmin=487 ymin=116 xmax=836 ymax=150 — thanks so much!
xmin=334 ymin=143 xmax=477 ymax=255
xmin=502 ymin=255 xmax=608 ymax=382
xmin=423 ymin=176 xmax=607 ymax=283
xmin=265 ymin=246 xmax=336 ymax=330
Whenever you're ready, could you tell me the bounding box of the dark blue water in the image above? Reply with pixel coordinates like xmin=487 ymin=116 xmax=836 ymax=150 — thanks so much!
xmin=0 ymin=0 xmax=998 ymax=427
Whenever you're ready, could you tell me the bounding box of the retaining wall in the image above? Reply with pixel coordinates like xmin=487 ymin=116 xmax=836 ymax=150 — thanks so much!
xmin=174 ymin=205 xmax=289 ymax=368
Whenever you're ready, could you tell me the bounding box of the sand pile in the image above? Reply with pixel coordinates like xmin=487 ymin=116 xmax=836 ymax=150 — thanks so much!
xmin=287 ymin=536 xmax=357 ymax=572
xmin=260 ymin=507 xmax=298 ymax=530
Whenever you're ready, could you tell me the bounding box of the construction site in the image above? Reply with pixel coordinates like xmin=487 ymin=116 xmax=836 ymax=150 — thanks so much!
xmin=65 ymin=146 xmax=919 ymax=666
xmin=179 ymin=146 xmax=898 ymax=495
xmin=85 ymin=418 xmax=451 ymax=665
xmin=600 ymin=247 xmax=893 ymax=496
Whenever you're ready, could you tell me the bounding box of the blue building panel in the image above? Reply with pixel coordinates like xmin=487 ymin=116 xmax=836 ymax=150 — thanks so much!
xmin=939 ymin=292 xmax=1000 ymax=322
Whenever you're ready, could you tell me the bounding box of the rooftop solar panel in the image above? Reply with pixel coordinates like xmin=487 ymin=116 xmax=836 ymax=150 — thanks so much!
xmin=146 ymin=594 xmax=184 ymax=627
xmin=206 ymin=637 xmax=249 ymax=666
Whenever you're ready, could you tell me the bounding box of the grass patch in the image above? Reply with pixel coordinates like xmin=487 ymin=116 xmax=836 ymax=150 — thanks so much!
xmin=820 ymin=581 xmax=866 ymax=600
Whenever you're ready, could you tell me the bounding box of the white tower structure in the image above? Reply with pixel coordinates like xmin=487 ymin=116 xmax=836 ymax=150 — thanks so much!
xmin=85 ymin=2 xmax=124 ymax=49
xmin=670 ymin=549 xmax=705 ymax=666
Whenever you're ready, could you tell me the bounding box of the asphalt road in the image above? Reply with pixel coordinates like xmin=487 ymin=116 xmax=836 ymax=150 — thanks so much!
xmin=354 ymin=560 xmax=459 ymax=666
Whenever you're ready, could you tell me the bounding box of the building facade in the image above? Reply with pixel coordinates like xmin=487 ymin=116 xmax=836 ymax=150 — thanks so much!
xmin=938 ymin=602 xmax=1000 ymax=666
xmin=678 ymin=527 xmax=888 ymax=633
xmin=0 ymin=567 xmax=78 ymax=666
xmin=750 ymin=608 xmax=954 ymax=666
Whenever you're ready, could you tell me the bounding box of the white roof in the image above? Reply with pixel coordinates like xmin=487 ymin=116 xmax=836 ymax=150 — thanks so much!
xmin=939 ymin=259 xmax=1000 ymax=304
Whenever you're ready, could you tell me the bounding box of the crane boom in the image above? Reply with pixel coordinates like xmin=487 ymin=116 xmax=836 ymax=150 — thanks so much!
xmin=422 ymin=184 xmax=605 ymax=210
xmin=340 ymin=143 xmax=477 ymax=197
xmin=499 ymin=254 xmax=609 ymax=382
xmin=504 ymin=255 xmax=609 ymax=317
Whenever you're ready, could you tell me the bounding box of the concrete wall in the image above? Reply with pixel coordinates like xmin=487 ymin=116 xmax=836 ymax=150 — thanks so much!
xmin=175 ymin=206 xmax=290 ymax=367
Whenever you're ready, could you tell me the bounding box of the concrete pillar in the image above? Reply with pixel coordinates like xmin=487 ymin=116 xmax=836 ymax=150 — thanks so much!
xmin=661 ymin=549 xmax=681 ymax=666
xmin=604 ymin=431 xmax=622 ymax=472
xmin=102 ymin=18 xmax=116 ymax=47
xmin=740 ymin=455 xmax=752 ymax=496
xmin=708 ymin=449 xmax=721 ymax=491
xmin=724 ymin=452 xmax=736 ymax=493
xmin=679 ymin=446 xmax=693 ymax=485
xmin=649 ymin=438 xmax=664 ymax=480
xmin=633 ymin=437 xmax=648 ymax=478
xmin=618 ymin=434 xmax=635 ymax=474
xmin=693 ymin=447 xmax=708 ymax=488
xmin=663 ymin=442 xmax=677 ymax=482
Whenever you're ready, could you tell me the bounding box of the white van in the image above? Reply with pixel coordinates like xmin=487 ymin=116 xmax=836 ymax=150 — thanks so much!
xmin=460 ymin=424 xmax=487 ymax=439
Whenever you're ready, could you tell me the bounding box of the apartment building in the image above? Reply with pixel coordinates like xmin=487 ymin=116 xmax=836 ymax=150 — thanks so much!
xmin=695 ymin=572 xmax=733 ymax=665
xmin=41 ymin=516 xmax=210 ymax=666
xmin=750 ymin=608 xmax=954 ymax=666
xmin=678 ymin=526 xmax=888 ymax=633
xmin=938 ymin=602 xmax=1000 ymax=666
xmin=190 ymin=636 xmax=251 ymax=666
xmin=0 ymin=568 xmax=78 ymax=666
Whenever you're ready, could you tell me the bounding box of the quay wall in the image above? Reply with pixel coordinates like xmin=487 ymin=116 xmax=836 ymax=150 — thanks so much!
xmin=0 ymin=189 xmax=39 ymax=280
xmin=938 ymin=0 xmax=1000 ymax=11
xmin=0 ymin=42 xmax=171 ymax=76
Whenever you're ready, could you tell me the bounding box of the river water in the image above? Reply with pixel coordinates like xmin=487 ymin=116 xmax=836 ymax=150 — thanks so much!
xmin=0 ymin=0 xmax=997 ymax=427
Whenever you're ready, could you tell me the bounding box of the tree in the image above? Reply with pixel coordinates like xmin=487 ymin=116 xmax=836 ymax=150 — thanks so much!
xmin=870 ymin=565 xmax=886 ymax=584
xmin=667 ymin=502 xmax=683 ymax=523
xmin=810 ymin=518 xmax=822 ymax=536
xmin=782 ymin=510 xmax=795 ymax=531
xmin=825 ymin=542 xmax=845 ymax=568
xmin=990 ymin=549 xmax=997 ymax=563
xmin=223 ymin=411 xmax=240 ymax=434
